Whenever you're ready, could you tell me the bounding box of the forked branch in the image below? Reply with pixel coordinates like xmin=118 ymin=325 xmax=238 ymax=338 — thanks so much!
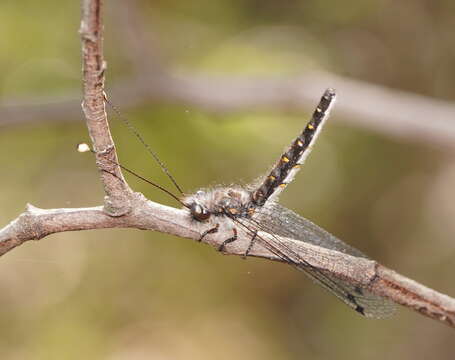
xmin=1 ymin=196 xmax=454 ymax=327
xmin=80 ymin=0 xmax=132 ymax=215
xmin=0 ymin=0 xmax=454 ymax=329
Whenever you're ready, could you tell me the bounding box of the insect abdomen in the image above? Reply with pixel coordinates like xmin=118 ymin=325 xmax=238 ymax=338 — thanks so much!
xmin=252 ymin=88 xmax=336 ymax=206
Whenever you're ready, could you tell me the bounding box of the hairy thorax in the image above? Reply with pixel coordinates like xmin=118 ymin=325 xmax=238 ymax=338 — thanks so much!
xmin=183 ymin=187 xmax=256 ymax=221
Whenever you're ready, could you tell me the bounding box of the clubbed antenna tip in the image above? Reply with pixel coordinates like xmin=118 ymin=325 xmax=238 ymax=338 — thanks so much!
xmin=76 ymin=142 xmax=92 ymax=153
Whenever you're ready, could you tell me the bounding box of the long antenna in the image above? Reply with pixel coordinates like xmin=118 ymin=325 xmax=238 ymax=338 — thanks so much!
xmin=77 ymin=143 xmax=186 ymax=207
xmin=103 ymin=92 xmax=184 ymax=195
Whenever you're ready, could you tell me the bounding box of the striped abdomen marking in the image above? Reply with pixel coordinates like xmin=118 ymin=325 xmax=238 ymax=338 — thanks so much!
xmin=252 ymin=88 xmax=337 ymax=206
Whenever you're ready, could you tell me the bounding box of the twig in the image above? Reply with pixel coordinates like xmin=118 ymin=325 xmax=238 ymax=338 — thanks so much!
xmin=80 ymin=0 xmax=132 ymax=215
xmin=0 ymin=196 xmax=454 ymax=327
xmin=0 ymin=0 xmax=454 ymax=330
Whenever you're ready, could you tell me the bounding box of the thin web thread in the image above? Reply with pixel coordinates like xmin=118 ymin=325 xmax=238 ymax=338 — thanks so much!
xmin=103 ymin=93 xmax=184 ymax=195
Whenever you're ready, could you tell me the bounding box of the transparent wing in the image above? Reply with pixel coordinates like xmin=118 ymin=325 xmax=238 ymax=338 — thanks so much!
xmin=254 ymin=203 xmax=366 ymax=257
xmin=295 ymin=267 xmax=396 ymax=318
xmin=240 ymin=203 xmax=396 ymax=318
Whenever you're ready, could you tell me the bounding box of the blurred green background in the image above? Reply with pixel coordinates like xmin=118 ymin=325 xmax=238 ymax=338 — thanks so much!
xmin=1 ymin=0 xmax=455 ymax=359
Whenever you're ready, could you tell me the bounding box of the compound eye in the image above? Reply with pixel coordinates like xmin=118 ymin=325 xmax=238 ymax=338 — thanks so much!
xmin=191 ymin=203 xmax=210 ymax=221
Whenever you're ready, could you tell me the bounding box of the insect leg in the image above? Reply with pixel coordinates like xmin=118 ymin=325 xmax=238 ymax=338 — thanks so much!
xmin=199 ymin=223 xmax=219 ymax=242
xmin=243 ymin=231 xmax=258 ymax=259
xmin=218 ymin=228 xmax=238 ymax=252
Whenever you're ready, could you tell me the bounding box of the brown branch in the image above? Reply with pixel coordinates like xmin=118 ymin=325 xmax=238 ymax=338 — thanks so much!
xmin=372 ymin=266 xmax=455 ymax=327
xmin=0 ymin=195 xmax=454 ymax=327
xmin=1 ymin=0 xmax=455 ymax=330
xmin=0 ymin=195 xmax=199 ymax=256
xmin=80 ymin=0 xmax=132 ymax=215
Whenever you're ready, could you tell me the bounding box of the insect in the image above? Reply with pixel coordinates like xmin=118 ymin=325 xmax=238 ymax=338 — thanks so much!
xmin=100 ymin=89 xmax=395 ymax=318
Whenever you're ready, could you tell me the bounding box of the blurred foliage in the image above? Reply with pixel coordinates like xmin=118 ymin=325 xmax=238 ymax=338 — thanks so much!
xmin=1 ymin=0 xmax=455 ymax=359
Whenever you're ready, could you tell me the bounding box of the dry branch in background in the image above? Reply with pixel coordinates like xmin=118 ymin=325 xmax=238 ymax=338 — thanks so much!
xmin=2 ymin=72 xmax=455 ymax=150
xmin=0 ymin=0 xmax=454 ymax=329
xmin=1 ymin=1 xmax=455 ymax=149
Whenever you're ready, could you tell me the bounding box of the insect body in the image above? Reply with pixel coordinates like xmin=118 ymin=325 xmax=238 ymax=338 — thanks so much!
xmin=185 ymin=89 xmax=336 ymax=226
xmin=103 ymin=88 xmax=395 ymax=319
xmin=183 ymin=89 xmax=395 ymax=318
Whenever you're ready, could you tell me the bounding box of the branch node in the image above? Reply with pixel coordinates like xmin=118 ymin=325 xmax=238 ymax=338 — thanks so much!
xmin=79 ymin=20 xmax=97 ymax=43
xmin=97 ymin=144 xmax=114 ymax=155
xmin=103 ymin=195 xmax=132 ymax=217
xmin=25 ymin=203 xmax=40 ymax=214
xmin=99 ymin=61 xmax=107 ymax=78
xmin=80 ymin=32 xmax=97 ymax=43
xmin=17 ymin=211 xmax=43 ymax=240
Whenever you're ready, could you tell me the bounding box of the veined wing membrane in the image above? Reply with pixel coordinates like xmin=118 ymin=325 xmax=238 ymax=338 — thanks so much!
xmin=238 ymin=203 xmax=396 ymax=318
